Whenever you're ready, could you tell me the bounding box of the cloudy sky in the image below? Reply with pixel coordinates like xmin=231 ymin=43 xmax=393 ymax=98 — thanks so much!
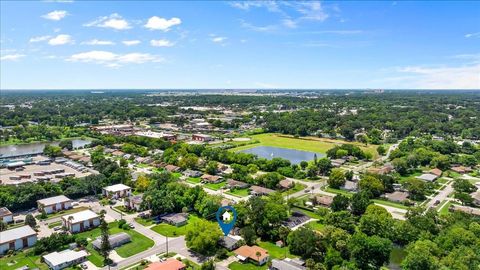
xmin=1 ymin=1 xmax=479 ymax=89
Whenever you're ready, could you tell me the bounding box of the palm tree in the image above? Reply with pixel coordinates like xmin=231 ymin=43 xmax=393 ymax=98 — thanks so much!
xmin=255 ymin=251 xmax=261 ymax=265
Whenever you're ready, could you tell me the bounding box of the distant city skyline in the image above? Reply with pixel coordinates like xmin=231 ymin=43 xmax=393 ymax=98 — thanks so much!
xmin=1 ymin=1 xmax=479 ymax=90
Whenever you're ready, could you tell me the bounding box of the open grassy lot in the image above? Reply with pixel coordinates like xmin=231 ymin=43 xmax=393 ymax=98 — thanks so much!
xmin=229 ymin=261 xmax=268 ymax=270
xmin=282 ymin=183 xmax=306 ymax=196
xmin=204 ymin=181 xmax=226 ymax=191
xmin=226 ymin=188 xmax=250 ymax=197
xmin=306 ymin=220 xmax=325 ymax=231
xmin=151 ymin=215 xmax=202 ymax=237
xmin=230 ymin=133 xmax=378 ymax=158
xmin=0 ymin=252 xmax=48 ymax=270
xmin=47 ymin=220 xmax=62 ymax=228
xmin=76 ymin=221 xmax=154 ymax=266
xmin=258 ymin=241 xmax=296 ymax=259
xmin=134 ymin=217 xmax=154 ymax=226
xmin=291 ymin=207 xmax=323 ymax=219
xmin=372 ymin=199 xmax=410 ymax=210
xmin=37 ymin=206 xmax=89 ymax=220
xmin=323 ymin=186 xmax=354 ymax=198
xmin=186 ymin=177 xmax=201 ymax=184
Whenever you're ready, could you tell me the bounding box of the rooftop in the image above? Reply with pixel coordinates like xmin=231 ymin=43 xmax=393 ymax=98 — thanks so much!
xmin=43 ymin=249 xmax=88 ymax=267
xmin=103 ymin=183 xmax=131 ymax=192
xmin=271 ymin=259 xmax=306 ymax=270
xmin=0 ymin=225 xmax=36 ymax=244
xmin=37 ymin=195 xmax=71 ymax=206
xmin=416 ymin=173 xmax=438 ymax=182
xmin=0 ymin=207 xmax=12 ymax=217
xmin=62 ymin=210 xmax=98 ymax=223
xmin=145 ymin=259 xmax=186 ymax=270
xmin=234 ymin=245 xmax=269 ymax=262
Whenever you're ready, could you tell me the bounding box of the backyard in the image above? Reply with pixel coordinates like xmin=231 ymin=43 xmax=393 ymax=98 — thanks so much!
xmin=0 ymin=251 xmax=48 ymax=270
xmin=226 ymin=188 xmax=250 ymax=197
xmin=151 ymin=215 xmax=202 ymax=237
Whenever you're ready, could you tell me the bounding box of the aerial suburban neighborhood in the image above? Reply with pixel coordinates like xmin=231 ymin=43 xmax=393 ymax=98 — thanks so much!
xmin=1 ymin=1 xmax=480 ymax=270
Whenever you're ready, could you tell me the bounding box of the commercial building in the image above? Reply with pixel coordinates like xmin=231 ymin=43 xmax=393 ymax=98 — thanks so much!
xmin=62 ymin=210 xmax=100 ymax=233
xmin=0 ymin=225 xmax=37 ymax=254
xmin=0 ymin=207 xmax=13 ymax=223
xmin=43 ymin=249 xmax=88 ymax=270
xmin=37 ymin=195 xmax=72 ymax=214
xmin=102 ymin=184 xmax=132 ymax=199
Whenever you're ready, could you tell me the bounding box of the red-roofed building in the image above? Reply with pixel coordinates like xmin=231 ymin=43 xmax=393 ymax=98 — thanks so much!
xmin=145 ymin=259 xmax=186 ymax=270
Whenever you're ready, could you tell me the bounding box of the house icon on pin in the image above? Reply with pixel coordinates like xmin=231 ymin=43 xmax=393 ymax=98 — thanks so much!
xmin=222 ymin=211 xmax=231 ymax=222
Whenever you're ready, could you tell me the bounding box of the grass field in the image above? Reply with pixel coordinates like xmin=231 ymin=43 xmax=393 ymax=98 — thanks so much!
xmin=372 ymin=199 xmax=410 ymax=210
xmin=323 ymin=187 xmax=354 ymax=198
xmin=229 ymin=262 xmax=267 ymax=270
xmin=186 ymin=177 xmax=201 ymax=184
xmin=47 ymin=220 xmax=62 ymax=228
xmin=306 ymin=220 xmax=324 ymax=231
xmin=282 ymin=183 xmax=306 ymax=196
xmin=134 ymin=217 xmax=154 ymax=226
xmin=75 ymin=221 xmax=154 ymax=266
xmin=0 ymin=252 xmax=48 ymax=270
xmin=291 ymin=207 xmax=323 ymax=219
xmin=151 ymin=215 xmax=202 ymax=237
xmin=226 ymin=188 xmax=250 ymax=197
xmin=258 ymin=241 xmax=295 ymax=259
xmin=230 ymin=133 xmax=378 ymax=158
xmin=204 ymin=181 xmax=226 ymax=191
xmin=37 ymin=206 xmax=89 ymax=220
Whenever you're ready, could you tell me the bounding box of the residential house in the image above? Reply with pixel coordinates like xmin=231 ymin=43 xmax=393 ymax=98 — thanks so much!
xmin=165 ymin=164 xmax=181 ymax=173
xmin=37 ymin=195 xmax=72 ymax=214
xmin=428 ymin=168 xmax=443 ymax=177
xmin=62 ymin=210 xmax=100 ymax=233
xmin=219 ymin=235 xmax=243 ymax=251
xmin=92 ymin=232 xmax=131 ymax=249
xmin=368 ymin=164 xmax=394 ymax=175
xmin=450 ymin=204 xmax=480 ymax=216
xmin=0 ymin=207 xmax=13 ymax=223
xmin=227 ymin=179 xmax=249 ymax=189
xmin=416 ymin=173 xmax=438 ymax=182
xmin=331 ymin=159 xmax=347 ymax=168
xmin=471 ymin=191 xmax=480 ymax=206
xmin=278 ymin=179 xmax=293 ymax=190
xmin=145 ymin=259 xmax=186 ymax=270
xmin=313 ymin=195 xmax=334 ymax=207
xmin=0 ymin=225 xmax=37 ymax=254
xmin=250 ymin=186 xmax=275 ymax=196
xmin=341 ymin=181 xmax=358 ymax=191
xmin=125 ymin=195 xmax=143 ymax=211
xmin=234 ymin=245 xmax=270 ymax=265
xmin=192 ymin=134 xmax=213 ymax=142
xmin=183 ymin=169 xmax=203 ymax=178
xmin=384 ymin=191 xmax=409 ymax=203
xmin=451 ymin=166 xmax=473 ymax=174
xmin=270 ymin=258 xmax=306 ymax=270
xmin=102 ymin=184 xmax=132 ymax=199
xmin=111 ymin=150 xmax=125 ymax=157
xmin=201 ymin=174 xmax=223 ymax=184
xmin=160 ymin=213 xmax=188 ymax=227
xmin=43 ymin=249 xmax=88 ymax=270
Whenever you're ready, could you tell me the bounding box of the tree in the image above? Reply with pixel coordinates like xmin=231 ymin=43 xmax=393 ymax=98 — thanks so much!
xmin=403 ymin=178 xmax=427 ymax=201
xmin=240 ymin=226 xmax=257 ymax=245
xmin=376 ymin=145 xmax=386 ymax=156
xmin=453 ymin=178 xmax=477 ymax=193
xmin=43 ymin=144 xmax=62 ymax=157
xmin=327 ymin=168 xmax=345 ymax=189
xmin=357 ymin=134 xmax=369 ymax=146
xmin=454 ymin=192 xmax=474 ymax=205
xmin=0 ymin=221 xmax=6 ymax=231
xmin=392 ymin=158 xmax=409 ymax=176
xmin=325 ymin=211 xmax=356 ymax=234
xmin=402 ymin=240 xmax=440 ymax=270
xmin=300 ymin=161 xmax=308 ymax=170
xmin=359 ymin=205 xmax=394 ymax=239
xmin=349 ymin=232 xmax=392 ymax=270
xmin=359 ymin=175 xmax=384 ymax=197
xmin=331 ymin=195 xmax=350 ymax=212
xmin=59 ymin=140 xmax=73 ymax=150
xmin=135 ymin=175 xmax=150 ymax=192
xmin=99 ymin=211 xmax=111 ymax=265
xmin=200 ymin=260 xmax=215 ymax=270
xmin=205 ymin=161 xmax=218 ymax=175
xmin=316 ymin=158 xmax=332 ymax=175
xmin=185 ymin=219 xmax=222 ymax=255
xmin=25 ymin=214 xmax=37 ymax=228
xmin=351 ymin=191 xmax=372 ymax=216
xmin=287 ymin=227 xmax=324 ymax=261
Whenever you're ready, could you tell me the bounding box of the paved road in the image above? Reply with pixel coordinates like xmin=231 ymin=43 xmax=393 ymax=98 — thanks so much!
xmin=424 ymin=177 xmax=455 ymax=211
xmin=183 ymin=181 xmax=251 ymax=203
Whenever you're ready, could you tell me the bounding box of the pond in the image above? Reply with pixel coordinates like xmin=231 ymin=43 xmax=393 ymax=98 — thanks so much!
xmin=239 ymin=146 xmax=324 ymax=164
xmin=0 ymin=139 xmax=92 ymax=158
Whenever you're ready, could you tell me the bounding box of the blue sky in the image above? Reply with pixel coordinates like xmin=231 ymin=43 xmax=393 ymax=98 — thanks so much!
xmin=1 ymin=1 xmax=479 ymax=89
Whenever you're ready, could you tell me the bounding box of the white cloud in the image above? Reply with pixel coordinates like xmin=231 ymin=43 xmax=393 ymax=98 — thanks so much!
xmin=211 ymin=36 xmax=227 ymax=43
xmin=122 ymin=40 xmax=141 ymax=46
xmin=465 ymin=32 xmax=480 ymax=38
xmin=84 ymin=13 xmax=131 ymax=30
xmin=230 ymin=1 xmax=281 ymax=13
xmin=282 ymin=19 xmax=297 ymax=29
xmin=240 ymin=21 xmax=278 ymax=32
xmin=48 ymin=34 xmax=74 ymax=45
xmin=67 ymin=50 xmax=163 ymax=67
xmin=287 ymin=1 xmax=329 ymax=22
xmin=82 ymin=39 xmax=115 ymax=45
xmin=144 ymin=16 xmax=181 ymax=31
xmin=0 ymin=54 xmax=26 ymax=61
xmin=42 ymin=10 xmax=68 ymax=21
xmin=29 ymin=35 xmax=51 ymax=43
xmin=150 ymin=39 xmax=175 ymax=47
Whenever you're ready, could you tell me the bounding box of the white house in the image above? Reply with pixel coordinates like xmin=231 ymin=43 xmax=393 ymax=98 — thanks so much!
xmin=37 ymin=195 xmax=72 ymax=214
xmin=43 ymin=249 xmax=88 ymax=270
xmin=61 ymin=210 xmax=100 ymax=233
xmin=102 ymin=184 xmax=132 ymax=199
xmin=0 ymin=225 xmax=37 ymax=254
xmin=0 ymin=207 xmax=13 ymax=224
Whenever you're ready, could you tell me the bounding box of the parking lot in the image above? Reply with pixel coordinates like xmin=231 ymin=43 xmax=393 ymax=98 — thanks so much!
xmin=0 ymin=155 xmax=92 ymax=185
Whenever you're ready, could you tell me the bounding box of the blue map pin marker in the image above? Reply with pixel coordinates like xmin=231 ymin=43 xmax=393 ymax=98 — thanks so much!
xmin=216 ymin=206 xmax=237 ymax=236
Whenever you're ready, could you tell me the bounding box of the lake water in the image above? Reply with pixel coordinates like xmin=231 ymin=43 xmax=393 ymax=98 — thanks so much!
xmin=240 ymin=146 xmax=324 ymax=164
xmin=0 ymin=139 xmax=92 ymax=158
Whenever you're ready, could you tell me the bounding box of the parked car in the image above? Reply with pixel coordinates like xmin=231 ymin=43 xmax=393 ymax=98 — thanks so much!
xmin=128 ymin=223 xmax=135 ymax=229
xmin=53 ymin=226 xmax=62 ymax=231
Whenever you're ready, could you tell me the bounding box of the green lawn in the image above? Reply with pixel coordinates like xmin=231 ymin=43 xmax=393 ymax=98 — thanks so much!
xmin=37 ymin=206 xmax=89 ymax=220
xmin=204 ymin=181 xmax=226 ymax=191
xmin=76 ymin=221 xmax=154 ymax=266
xmin=229 ymin=262 xmax=267 ymax=270
xmin=323 ymin=187 xmax=354 ymax=198
xmin=306 ymin=220 xmax=325 ymax=231
xmin=47 ymin=220 xmax=62 ymax=228
xmin=134 ymin=217 xmax=154 ymax=226
xmin=187 ymin=177 xmax=201 ymax=184
xmin=226 ymin=188 xmax=250 ymax=197
xmin=372 ymin=199 xmax=410 ymax=210
xmin=438 ymin=201 xmax=460 ymax=216
xmin=0 ymin=252 xmax=48 ymax=270
xmin=282 ymin=183 xmax=307 ymax=196
xmin=229 ymin=133 xmax=378 ymax=158
xmin=291 ymin=207 xmax=323 ymax=219
xmin=151 ymin=215 xmax=202 ymax=237
xmin=258 ymin=241 xmax=295 ymax=259
xmin=172 ymin=172 xmax=182 ymax=179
